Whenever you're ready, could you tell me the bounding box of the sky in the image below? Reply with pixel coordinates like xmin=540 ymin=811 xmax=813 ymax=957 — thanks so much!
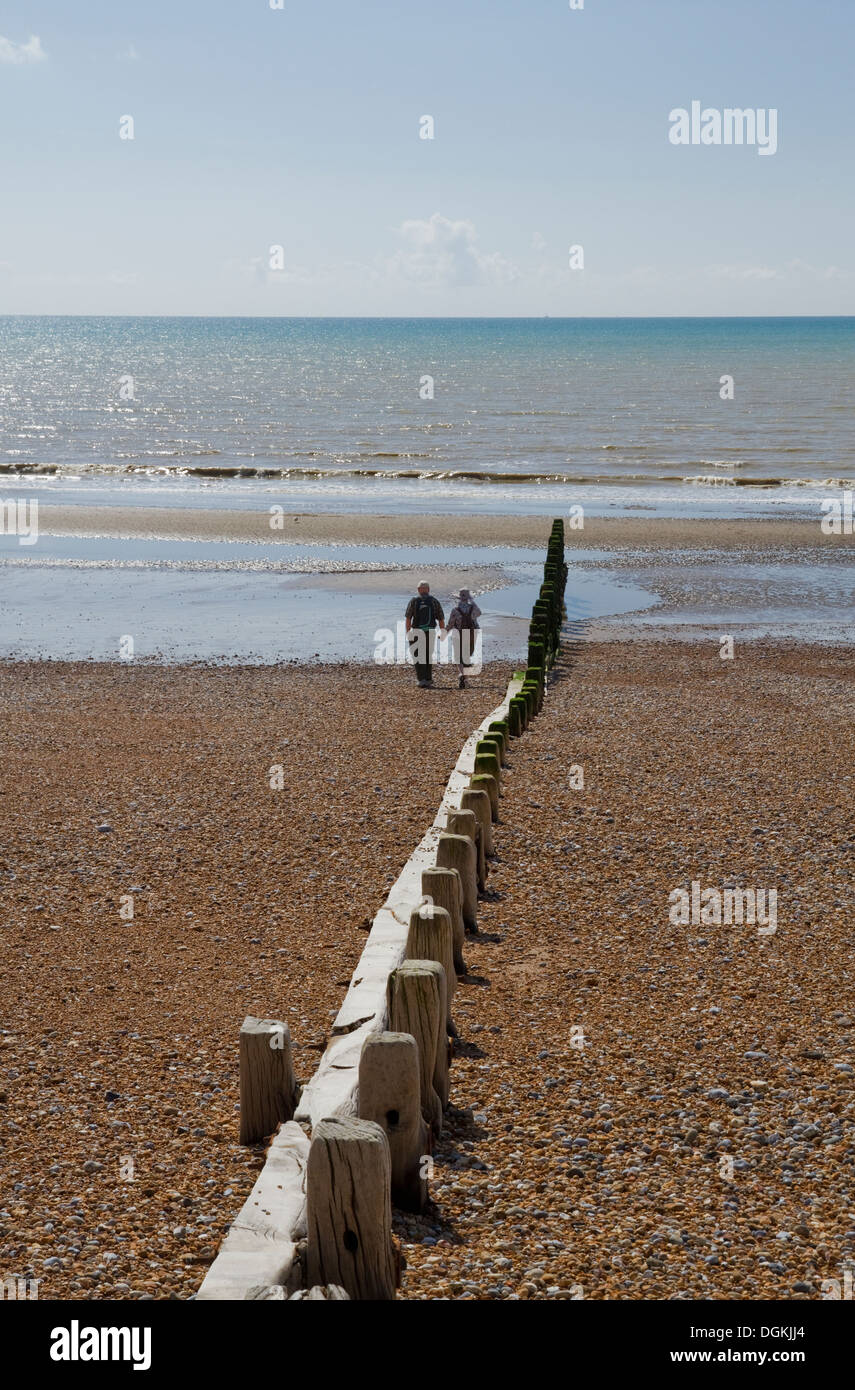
xmin=0 ymin=0 xmax=853 ymax=316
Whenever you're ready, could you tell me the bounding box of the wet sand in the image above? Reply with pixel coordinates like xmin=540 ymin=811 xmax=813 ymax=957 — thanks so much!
xmin=37 ymin=504 xmax=855 ymax=552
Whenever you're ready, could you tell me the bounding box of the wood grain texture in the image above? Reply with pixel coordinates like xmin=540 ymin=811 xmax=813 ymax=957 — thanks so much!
xmin=436 ymin=832 xmax=478 ymax=931
xmin=447 ymin=807 xmax=485 ymax=892
xmin=406 ymin=903 xmax=457 ymax=1037
xmin=200 ymin=675 xmax=523 ymax=1297
xmin=460 ymin=787 xmax=493 ymax=858
xmin=196 ymin=1121 xmax=309 ymax=1300
xmin=306 ymin=1117 xmax=398 ymax=1300
xmin=358 ymin=1032 xmax=429 ymax=1212
xmin=421 ymin=865 xmax=466 ymax=974
xmin=387 ymin=960 xmax=447 ymax=1133
xmin=239 ymin=1016 xmax=298 ymax=1146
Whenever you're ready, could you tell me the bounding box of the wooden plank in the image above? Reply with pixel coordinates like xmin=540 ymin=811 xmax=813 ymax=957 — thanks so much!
xmin=195 ymin=1121 xmax=309 ymax=1300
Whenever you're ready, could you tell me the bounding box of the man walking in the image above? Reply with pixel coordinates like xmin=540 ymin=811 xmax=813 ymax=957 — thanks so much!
xmin=405 ymin=581 xmax=445 ymax=687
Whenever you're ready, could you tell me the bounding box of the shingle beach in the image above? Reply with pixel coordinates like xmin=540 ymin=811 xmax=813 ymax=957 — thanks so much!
xmin=1 ymin=639 xmax=852 ymax=1300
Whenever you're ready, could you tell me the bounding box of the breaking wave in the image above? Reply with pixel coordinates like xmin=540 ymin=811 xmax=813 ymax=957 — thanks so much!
xmin=0 ymin=462 xmax=852 ymax=489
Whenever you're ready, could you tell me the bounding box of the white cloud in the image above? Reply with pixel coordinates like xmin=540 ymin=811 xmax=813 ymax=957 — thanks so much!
xmin=706 ymin=263 xmax=781 ymax=281
xmin=387 ymin=213 xmax=518 ymax=288
xmin=705 ymin=259 xmax=849 ymax=283
xmin=0 ymin=34 xmax=47 ymax=65
xmin=117 ymin=43 xmax=140 ymax=62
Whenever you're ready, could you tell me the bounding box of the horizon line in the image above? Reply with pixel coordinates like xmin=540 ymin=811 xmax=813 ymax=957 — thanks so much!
xmin=2 ymin=313 xmax=853 ymax=322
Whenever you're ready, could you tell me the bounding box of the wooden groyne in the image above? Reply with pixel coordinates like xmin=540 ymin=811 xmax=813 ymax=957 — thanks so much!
xmin=196 ymin=519 xmax=568 ymax=1300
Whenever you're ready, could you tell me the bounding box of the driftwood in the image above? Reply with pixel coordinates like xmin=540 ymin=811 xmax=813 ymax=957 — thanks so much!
xmin=406 ymin=903 xmax=457 ymax=1036
xmin=358 ymin=1031 xmax=429 ymax=1212
xmin=306 ymin=1117 xmax=398 ymax=1300
xmin=387 ymin=960 xmax=448 ymax=1132
xmin=421 ymin=866 xmax=465 ymax=974
xmin=239 ymin=1016 xmax=299 ymax=1146
xmin=436 ymin=832 xmax=478 ymax=931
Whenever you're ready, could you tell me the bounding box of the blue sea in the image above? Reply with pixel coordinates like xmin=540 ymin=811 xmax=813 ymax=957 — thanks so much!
xmin=1 ymin=316 xmax=853 ymax=518
xmin=1 ymin=318 xmax=852 ymax=660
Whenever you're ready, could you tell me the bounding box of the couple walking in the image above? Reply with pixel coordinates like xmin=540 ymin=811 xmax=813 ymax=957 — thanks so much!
xmin=405 ymin=582 xmax=481 ymax=689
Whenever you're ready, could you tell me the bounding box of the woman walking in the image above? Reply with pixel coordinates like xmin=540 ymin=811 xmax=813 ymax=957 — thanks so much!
xmin=446 ymin=588 xmax=482 ymax=689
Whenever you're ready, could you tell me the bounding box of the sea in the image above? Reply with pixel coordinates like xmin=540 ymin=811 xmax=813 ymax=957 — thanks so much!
xmin=1 ymin=317 xmax=852 ymax=661
xmin=1 ymin=316 xmax=853 ymax=518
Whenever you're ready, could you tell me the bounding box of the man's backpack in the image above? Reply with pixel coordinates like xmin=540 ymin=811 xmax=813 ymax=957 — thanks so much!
xmin=413 ymin=594 xmax=435 ymax=627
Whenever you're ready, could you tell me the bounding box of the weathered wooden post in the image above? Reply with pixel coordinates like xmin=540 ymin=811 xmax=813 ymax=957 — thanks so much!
xmin=387 ymin=960 xmax=448 ymax=1132
xmin=525 ymin=667 xmax=545 ymax=711
xmin=358 ymin=1032 xmax=430 ymax=1212
xmin=477 ymin=734 xmax=506 ymax=768
xmin=421 ymin=865 xmax=466 ymax=973
xmin=436 ymin=831 xmax=477 ymax=930
xmin=528 ymin=639 xmax=546 ymax=671
xmin=239 ymin=1016 xmax=299 ymax=1146
xmin=473 ymin=749 xmax=502 ymax=787
xmin=470 ymin=771 xmax=499 ymax=823
xmin=407 ymin=903 xmax=457 ymax=1035
xmin=519 ymin=685 xmax=537 ymax=721
xmin=447 ymin=806 xmax=485 ymax=892
xmin=460 ymin=786 xmax=493 ymax=859
xmin=509 ymin=695 xmax=529 ymax=733
xmin=306 ymin=1117 xmax=398 ymax=1300
xmin=506 ymin=700 xmax=523 ymax=738
xmin=487 ymin=720 xmax=509 ymax=760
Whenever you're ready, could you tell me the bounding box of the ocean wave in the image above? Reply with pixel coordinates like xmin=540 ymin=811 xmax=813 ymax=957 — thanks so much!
xmin=1 ymin=460 xmax=852 ymax=490
xmin=684 ymin=475 xmax=741 ymax=486
xmin=791 ymin=477 xmax=855 ymax=488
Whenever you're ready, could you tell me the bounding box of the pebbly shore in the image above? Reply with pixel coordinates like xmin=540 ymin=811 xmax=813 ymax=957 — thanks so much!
xmin=399 ymin=640 xmax=855 ymax=1299
xmin=0 ymin=659 xmax=511 ymax=1300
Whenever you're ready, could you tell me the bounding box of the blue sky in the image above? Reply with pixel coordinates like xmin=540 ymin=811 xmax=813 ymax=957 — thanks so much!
xmin=1 ymin=0 xmax=852 ymax=315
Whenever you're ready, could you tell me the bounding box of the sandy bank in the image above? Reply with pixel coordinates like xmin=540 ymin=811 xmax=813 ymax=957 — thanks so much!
xmin=37 ymin=505 xmax=855 ymax=552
